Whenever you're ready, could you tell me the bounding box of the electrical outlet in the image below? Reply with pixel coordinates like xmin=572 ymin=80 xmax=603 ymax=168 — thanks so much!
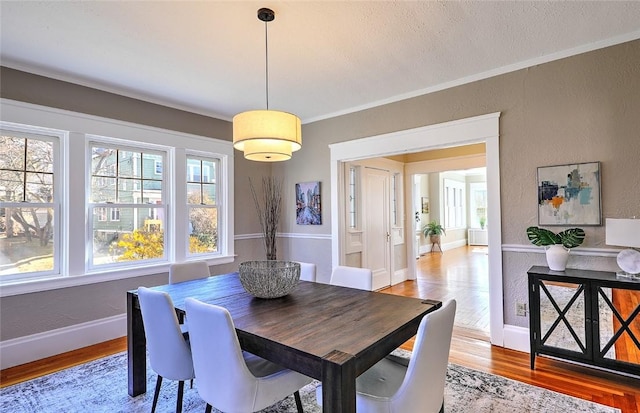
xmin=515 ymin=302 xmax=527 ymax=317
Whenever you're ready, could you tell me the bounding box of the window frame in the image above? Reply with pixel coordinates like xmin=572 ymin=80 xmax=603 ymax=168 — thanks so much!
xmin=0 ymin=98 xmax=234 ymax=297
xmin=443 ymin=178 xmax=466 ymax=230
xmin=87 ymin=138 xmax=169 ymax=271
xmin=0 ymin=124 xmax=64 ymax=283
xmin=185 ymin=152 xmax=221 ymax=259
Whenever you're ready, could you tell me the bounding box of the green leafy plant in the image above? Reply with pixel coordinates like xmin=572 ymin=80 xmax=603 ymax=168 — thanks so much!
xmin=479 ymin=216 xmax=486 ymax=229
xmin=422 ymin=220 xmax=446 ymax=237
xmin=526 ymin=226 xmax=585 ymax=249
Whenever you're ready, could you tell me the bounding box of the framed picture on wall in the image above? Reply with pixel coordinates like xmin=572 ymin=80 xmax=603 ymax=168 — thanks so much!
xmin=537 ymin=161 xmax=601 ymax=226
xmin=421 ymin=197 xmax=430 ymax=214
xmin=295 ymin=181 xmax=322 ymax=225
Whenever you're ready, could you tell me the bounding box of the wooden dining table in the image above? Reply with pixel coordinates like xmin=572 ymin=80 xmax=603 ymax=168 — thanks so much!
xmin=127 ymin=272 xmax=441 ymax=412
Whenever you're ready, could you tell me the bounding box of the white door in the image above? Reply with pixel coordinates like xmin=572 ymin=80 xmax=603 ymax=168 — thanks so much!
xmin=364 ymin=167 xmax=391 ymax=290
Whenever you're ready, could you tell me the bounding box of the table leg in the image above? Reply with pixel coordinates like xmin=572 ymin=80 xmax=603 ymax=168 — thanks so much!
xmin=322 ymin=350 xmax=356 ymax=413
xmin=127 ymin=291 xmax=147 ymax=396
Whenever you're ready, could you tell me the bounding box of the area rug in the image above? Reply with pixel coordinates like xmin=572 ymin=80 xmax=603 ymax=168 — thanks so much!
xmin=1 ymin=350 xmax=618 ymax=413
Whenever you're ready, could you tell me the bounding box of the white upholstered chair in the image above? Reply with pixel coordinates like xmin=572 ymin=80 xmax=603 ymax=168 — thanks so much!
xmin=185 ymin=297 xmax=313 ymax=413
xmin=169 ymin=260 xmax=210 ymax=284
xmin=329 ymin=265 xmax=373 ymax=291
xmin=137 ymin=287 xmax=195 ymax=413
xmin=298 ymin=262 xmax=317 ymax=282
xmin=169 ymin=260 xmax=209 ymax=326
xmin=316 ymin=299 xmax=456 ymax=413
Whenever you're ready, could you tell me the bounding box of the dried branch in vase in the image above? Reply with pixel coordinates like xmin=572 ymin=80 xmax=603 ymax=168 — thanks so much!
xmin=249 ymin=177 xmax=283 ymax=260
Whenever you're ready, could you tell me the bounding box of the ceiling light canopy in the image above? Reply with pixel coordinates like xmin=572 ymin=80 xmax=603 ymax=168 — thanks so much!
xmin=233 ymin=8 xmax=301 ymax=162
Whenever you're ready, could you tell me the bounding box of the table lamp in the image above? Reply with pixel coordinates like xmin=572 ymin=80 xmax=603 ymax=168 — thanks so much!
xmin=605 ymin=218 xmax=640 ymax=281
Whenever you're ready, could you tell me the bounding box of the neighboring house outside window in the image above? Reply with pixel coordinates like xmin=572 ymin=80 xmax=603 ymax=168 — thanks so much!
xmin=186 ymin=155 xmax=218 ymax=256
xmin=89 ymin=143 xmax=166 ymax=268
xmin=0 ymin=100 xmax=234 ymax=292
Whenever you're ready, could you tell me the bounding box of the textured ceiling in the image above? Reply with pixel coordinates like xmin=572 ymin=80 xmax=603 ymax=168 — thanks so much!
xmin=1 ymin=1 xmax=640 ymax=123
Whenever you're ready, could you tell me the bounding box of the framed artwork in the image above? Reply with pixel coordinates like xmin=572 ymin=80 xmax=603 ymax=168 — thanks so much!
xmin=421 ymin=197 xmax=430 ymax=214
xmin=537 ymin=161 xmax=601 ymax=226
xmin=295 ymin=181 xmax=322 ymax=225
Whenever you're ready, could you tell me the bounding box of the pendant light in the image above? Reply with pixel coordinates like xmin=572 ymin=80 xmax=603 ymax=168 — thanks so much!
xmin=232 ymin=8 xmax=302 ymax=162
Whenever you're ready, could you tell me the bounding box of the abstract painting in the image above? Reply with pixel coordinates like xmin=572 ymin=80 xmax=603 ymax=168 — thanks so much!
xmin=295 ymin=181 xmax=322 ymax=225
xmin=537 ymin=161 xmax=601 ymax=226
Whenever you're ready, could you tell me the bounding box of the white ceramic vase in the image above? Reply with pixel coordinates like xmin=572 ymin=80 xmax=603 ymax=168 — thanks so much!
xmin=545 ymin=244 xmax=570 ymax=271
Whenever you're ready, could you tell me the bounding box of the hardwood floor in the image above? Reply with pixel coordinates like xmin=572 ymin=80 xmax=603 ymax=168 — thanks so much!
xmin=2 ymin=252 xmax=639 ymax=411
xmin=389 ymin=246 xmax=640 ymax=412
xmin=387 ymin=245 xmax=491 ymax=337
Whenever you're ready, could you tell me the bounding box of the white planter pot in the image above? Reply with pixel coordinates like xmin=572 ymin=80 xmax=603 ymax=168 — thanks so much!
xmin=545 ymin=244 xmax=570 ymax=271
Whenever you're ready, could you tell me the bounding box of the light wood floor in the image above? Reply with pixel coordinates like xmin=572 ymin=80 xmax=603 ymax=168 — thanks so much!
xmin=387 ymin=245 xmax=491 ymax=338
xmin=2 ymin=251 xmax=639 ymax=411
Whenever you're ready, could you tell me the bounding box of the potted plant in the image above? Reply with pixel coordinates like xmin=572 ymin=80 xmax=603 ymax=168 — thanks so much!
xmin=526 ymin=226 xmax=585 ymax=271
xmin=423 ymin=220 xmax=446 ymax=242
xmin=479 ymin=216 xmax=487 ymax=229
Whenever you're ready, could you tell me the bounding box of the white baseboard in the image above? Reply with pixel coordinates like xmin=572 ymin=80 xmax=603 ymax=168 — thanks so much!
xmin=419 ymin=239 xmax=468 ymax=254
xmin=0 ymin=314 xmax=126 ymax=369
xmin=392 ymin=268 xmax=409 ymax=286
xmin=502 ymin=324 xmax=530 ymax=353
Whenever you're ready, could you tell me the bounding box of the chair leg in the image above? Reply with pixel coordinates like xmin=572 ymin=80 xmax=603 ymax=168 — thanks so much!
xmin=439 ymin=400 xmax=444 ymax=413
xmin=176 ymin=380 xmax=185 ymax=413
xmin=205 ymin=404 xmax=212 ymax=413
xmin=151 ymin=375 xmax=163 ymax=413
xmin=293 ymin=390 xmax=304 ymax=413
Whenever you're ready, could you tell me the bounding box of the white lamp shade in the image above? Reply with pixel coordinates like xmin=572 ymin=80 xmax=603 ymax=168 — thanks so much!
xmin=233 ymin=110 xmax=302 ymax=162
xmin=606 ymin=218 xmax=640 ymax=248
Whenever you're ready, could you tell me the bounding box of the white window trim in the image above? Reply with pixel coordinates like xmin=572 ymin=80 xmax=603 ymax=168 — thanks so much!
xmin=443 ymin=178 xmax=466 ymax=230
xmin=0 ymin=98 xmax=234 ymax=297
xmin=0 ymin=123 xmax=65 ymax=283
xmin=86 ymin=138 xmax=169 ymax=271
xmin=183 ymin=152 xmax=223 ymax=260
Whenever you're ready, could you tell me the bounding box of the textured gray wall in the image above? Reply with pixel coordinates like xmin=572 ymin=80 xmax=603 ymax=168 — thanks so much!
xmin=275 ymin=39 xmax=640 ymax=327
xmin=0 ymin=67 xmax=270 ymax=340
xmin=1 ymin=39 xmax=639 ymax=341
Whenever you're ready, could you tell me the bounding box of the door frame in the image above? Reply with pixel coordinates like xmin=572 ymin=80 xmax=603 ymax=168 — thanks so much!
xmin=329 ymin=112 xmax=504 ymax=346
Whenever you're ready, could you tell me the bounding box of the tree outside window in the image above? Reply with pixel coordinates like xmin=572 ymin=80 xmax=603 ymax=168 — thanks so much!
xmin=89 ymin=144 xmax=166 ymax=266
xmin=0 ymin=132 xmax=58 ymax=277
xmin=186 ymin=156 xmax=218 ymax=255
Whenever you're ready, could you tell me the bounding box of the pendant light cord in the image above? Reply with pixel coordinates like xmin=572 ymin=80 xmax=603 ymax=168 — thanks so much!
xmin=264 ymin=19 xmax=269 ymax=110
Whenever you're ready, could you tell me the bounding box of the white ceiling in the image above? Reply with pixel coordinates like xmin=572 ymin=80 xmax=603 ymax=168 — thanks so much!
xmin=2 ymin=1 xmax=640 ymax=123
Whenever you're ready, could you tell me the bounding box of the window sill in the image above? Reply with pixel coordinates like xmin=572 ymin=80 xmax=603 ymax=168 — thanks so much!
xmin=0 ymin=255 xmax=236 ymax=297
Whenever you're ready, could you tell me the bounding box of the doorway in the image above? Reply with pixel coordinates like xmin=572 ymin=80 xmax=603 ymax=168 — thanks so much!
xmin=330 ymin=112 xmax=505 ymax=346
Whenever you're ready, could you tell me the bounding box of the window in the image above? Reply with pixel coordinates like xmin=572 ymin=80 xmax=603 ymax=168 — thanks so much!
xmin=0 ymin=127 xmax=61 ymax=281
xmin=186 ymin=156 xmax=218 ymax=256
xmin=443 ymin=179 xmax=465 ymax=229
xmin=96 ymin=207 xmax=107 ymax=222
xmin=469 ymin=182 xmax=487 ymax=228
xmin=348 ymin=166 xmax=358 ymax=229
xmin=391 ymin=174 xmax=398 ymax=226
xmin=110 ymin=208 xmax=121 ymax=222
xmin=1 ymin=100 xmax=234 ymax=293
xmin=89 ymin=143 xmax=166 ymax=268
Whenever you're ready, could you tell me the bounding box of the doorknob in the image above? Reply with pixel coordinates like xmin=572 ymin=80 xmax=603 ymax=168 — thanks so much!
xmin=386 ymin=232 xmax=390 ymax=241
